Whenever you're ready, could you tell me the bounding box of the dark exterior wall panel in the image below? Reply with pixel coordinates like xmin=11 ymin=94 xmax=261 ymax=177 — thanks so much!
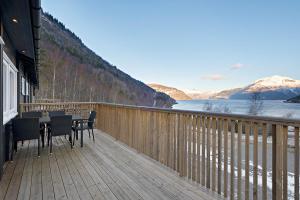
xmin=0 ymin=16 xmax=4 ymax=179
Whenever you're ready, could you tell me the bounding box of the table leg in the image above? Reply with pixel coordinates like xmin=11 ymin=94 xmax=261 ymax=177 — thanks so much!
xmin=76 ymin=121 xmax=79 ymax=140
xmin=81 ymin=119 xmax=83 ymax=147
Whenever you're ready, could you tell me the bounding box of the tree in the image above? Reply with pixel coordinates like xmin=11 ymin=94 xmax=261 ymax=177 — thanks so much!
xmin=248 ymin=92 xmax=264 ymax=115
xmin=203 ymin=101 xmax=214 ymax=112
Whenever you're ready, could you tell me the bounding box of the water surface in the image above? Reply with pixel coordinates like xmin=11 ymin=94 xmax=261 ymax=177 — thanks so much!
xmin=173 ymin=99 xmax=300 ymax=119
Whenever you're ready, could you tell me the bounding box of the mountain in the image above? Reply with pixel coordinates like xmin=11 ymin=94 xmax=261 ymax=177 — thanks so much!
xmin=285 ymin=95 xmax=300 ymax=103
xmin=36 ymin=12 xmax=176 ymax=108
xmin=230 ymin=76 xmax=300 ymax=100
xmin=148 ymin=84 xmax=191 ymax=100
xmin=184 ymin=90 xmax=216 ymax=100
xmin=210 ymin=88 xmax=242 ymax=99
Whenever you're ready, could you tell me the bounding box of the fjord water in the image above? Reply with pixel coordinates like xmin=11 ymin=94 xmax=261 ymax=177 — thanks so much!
xmin=173 ymin=99 xmax=300 ymax=119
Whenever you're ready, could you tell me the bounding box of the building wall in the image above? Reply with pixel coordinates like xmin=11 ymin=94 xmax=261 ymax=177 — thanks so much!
xmin=0 ymin=13 xmax=4 ymax=179
xmin=0 ymin=21 xmax=34 ymax=180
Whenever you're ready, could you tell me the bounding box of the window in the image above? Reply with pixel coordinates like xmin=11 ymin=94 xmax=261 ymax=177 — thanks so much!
xmin=3 ymin=52 xmax=18 ymax=124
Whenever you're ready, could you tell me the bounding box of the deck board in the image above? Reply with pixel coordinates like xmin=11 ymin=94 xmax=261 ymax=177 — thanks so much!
xmin=0 ymin=129 xmax=223 ymax=200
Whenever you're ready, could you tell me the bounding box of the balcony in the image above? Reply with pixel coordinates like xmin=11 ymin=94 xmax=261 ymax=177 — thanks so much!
xmin=1 ymin=102 xmax=299 ymax=200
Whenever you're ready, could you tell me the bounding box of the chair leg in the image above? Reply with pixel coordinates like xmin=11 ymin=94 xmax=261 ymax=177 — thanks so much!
xmin=92 ymin=128 xmax=95 ymax=141
xmin=47 ymin=128 xmax=50 ymax=146
xmin=10 ymin=140 xmax=14 ymax=161
xmin=70 ymin=134 xmax=73 ymax=149
xmin=38 ymin=138 xmax=40 ymax=157
xmin=14 ymin=141 xmax=18 ymax=152
xmin=72 ymin=131 xmax=75 ymax=147
xmin=50 ymin=136 xmax=53 ymax=154
xmin=41 ymin=130 xmax=45 ymax=148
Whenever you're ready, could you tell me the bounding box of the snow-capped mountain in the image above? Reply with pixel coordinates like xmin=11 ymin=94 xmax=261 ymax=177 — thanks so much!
xmin=246 ymin=75 xmax=300 ymax=92
xmin=229 ymin=75 xmax=300 ymax=100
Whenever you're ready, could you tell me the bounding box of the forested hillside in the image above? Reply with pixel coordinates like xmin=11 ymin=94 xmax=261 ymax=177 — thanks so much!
xmin=36 ymin=12 xmax=176 ymax=108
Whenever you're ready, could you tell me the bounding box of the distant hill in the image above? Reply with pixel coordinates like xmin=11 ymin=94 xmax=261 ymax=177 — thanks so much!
xmin=36 ymin=12 xmax=176 ymax=108
xmin=184 ymin=90 xmax=216 ymax=100
xmin=285 ymin=95 xmax=300 ymax=103
xmin=230 ymin=76 xmax=300 ymax=100
xmin=210 ymin=88 xmax=242 ymax=99
xmin=148 ymin=84 xmax=191 ymax=100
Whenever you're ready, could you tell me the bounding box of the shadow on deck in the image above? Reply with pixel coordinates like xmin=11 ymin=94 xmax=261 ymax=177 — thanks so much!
xmin=0 ymin=129 xmax=222 ymax=200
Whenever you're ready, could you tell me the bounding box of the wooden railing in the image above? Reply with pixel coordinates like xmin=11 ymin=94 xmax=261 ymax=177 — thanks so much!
xmin=20 ymin=102 xmax=300 ymax=200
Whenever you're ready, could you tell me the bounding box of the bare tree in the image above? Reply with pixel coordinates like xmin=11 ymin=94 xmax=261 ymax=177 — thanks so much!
xmin=203 ymin=101 xmax=214 ymax=112
xmin=223 ymin=104 xmax=232 ymax=113
xmin=248 ymin=92 xmax=264 ymax=115
xmin=283 ymin=112 xmax=294 ymax=118
xmin=213 ymin=103 xmax=232 ymax=113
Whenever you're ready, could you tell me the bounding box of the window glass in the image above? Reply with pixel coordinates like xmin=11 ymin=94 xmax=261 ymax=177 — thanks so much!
xmin=21 ymin=77 xmax=26 ymax=95
xmin=26 ymin=80 xmax=29 ymax=96
xmin=3 ymin=61 xmax=7 ymax=112
xmin=9 ymin=71 xmax=14 ymax=109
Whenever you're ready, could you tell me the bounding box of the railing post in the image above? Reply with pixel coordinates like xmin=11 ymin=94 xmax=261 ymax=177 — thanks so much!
xmin=295 ymin=127 xmax=299 ymax=200
xmin=272 ymin=124 xmax=276 ymax=200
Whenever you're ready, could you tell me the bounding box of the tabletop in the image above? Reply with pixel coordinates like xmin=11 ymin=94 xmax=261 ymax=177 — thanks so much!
xmin=39 ymin=115 xmax=84 ymax=124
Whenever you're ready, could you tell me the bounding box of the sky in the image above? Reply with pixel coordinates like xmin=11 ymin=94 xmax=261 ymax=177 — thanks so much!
xmin=42 ymin=0 xmax=300 ymax=92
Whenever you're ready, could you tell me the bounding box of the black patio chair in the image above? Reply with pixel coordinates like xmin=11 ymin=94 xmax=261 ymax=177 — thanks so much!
xmin=49 ymin=115 xmax=73 ymax=153
xmin=22 ymin=111 xmax=45 ymax=147
xmin=72 ymin=111 xmax=96 ymax=143
xmin=47 ymin=110 xmax=66 ymax=145
xmin=12 ymin=118 xmax=41 ymax=156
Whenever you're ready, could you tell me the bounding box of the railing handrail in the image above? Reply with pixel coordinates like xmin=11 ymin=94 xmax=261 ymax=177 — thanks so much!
xmin=21 ymin=102 xmax=300 ymax=125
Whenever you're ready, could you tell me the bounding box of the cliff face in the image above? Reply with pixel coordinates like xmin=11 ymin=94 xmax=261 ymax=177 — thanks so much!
xmin=36 ymin=13 xmax=176 ymax=108
xmin=148 ymin=84 xmax=190 ymax=100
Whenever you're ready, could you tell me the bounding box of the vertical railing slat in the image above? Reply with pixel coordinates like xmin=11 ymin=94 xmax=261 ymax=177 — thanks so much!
xmin=201 ymin=116 xmax=206 ymax=186
xmin=206 ymin=116 xmax=211 ymax=188
xmin=282 ymin=125 xmax=288 ymax=200
xmin=237 ymin=121 xmax=242 ymax=200
xmin=223 ymin=118 xmax=228 ymax=197
xmin=230 ymin=120 xmax=235 ymax=200
xmin=183 ymin=115 xmax=187 ymax=177
xmin=192 ymin=115 xmax=197 ymax=181
xmin=197 ymin=116 xmax=201 ymax=184
xmin=276 ymin=124 xmax=283 ymax=200
xmin=253 ymin=123 xmax=258 ymax=200
xmin=295 ymin=127 xmax=299 ymax=200
xmin=217 ymin=118 xmax=222 ymax=194
xmin=188 ymin=115 xmax=192 ymax=179
xmin=211 ymin=117 xmax=217 ymax=191
xmin=245 ymin=122 xmax=250 ymax=200
xmin=262 ymin=123 xmax=268 ymax=200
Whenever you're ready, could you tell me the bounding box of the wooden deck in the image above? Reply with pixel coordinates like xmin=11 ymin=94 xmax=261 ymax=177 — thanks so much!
xmin=0 ymin=129 xmax=222 ymax=200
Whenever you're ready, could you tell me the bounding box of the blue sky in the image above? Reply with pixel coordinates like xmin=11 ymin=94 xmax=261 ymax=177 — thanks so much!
xmin=42 ymin=0 xmax=300 ymax=91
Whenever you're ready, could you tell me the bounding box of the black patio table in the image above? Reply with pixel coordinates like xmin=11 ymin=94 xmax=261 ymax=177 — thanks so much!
xmin=39 ymin=115 xmax=85 ymax=147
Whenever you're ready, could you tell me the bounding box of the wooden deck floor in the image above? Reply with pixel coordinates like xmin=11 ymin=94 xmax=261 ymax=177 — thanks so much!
xmin=0 ymin=130 xmax=222 ymax=200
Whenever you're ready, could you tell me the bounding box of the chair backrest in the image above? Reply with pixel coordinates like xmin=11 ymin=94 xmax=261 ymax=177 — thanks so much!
xmin=88 ymin=111 xmax=96 ymax=128
xmin=50 ymin=115 xmax=72 ymax=137
xmin=13 ymin=118 xmax=40 ymax=141
xmin=49 ymin=111 xmax=65 ymax=117
xmin=22 ymin=111 xmax=42 ymax=118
